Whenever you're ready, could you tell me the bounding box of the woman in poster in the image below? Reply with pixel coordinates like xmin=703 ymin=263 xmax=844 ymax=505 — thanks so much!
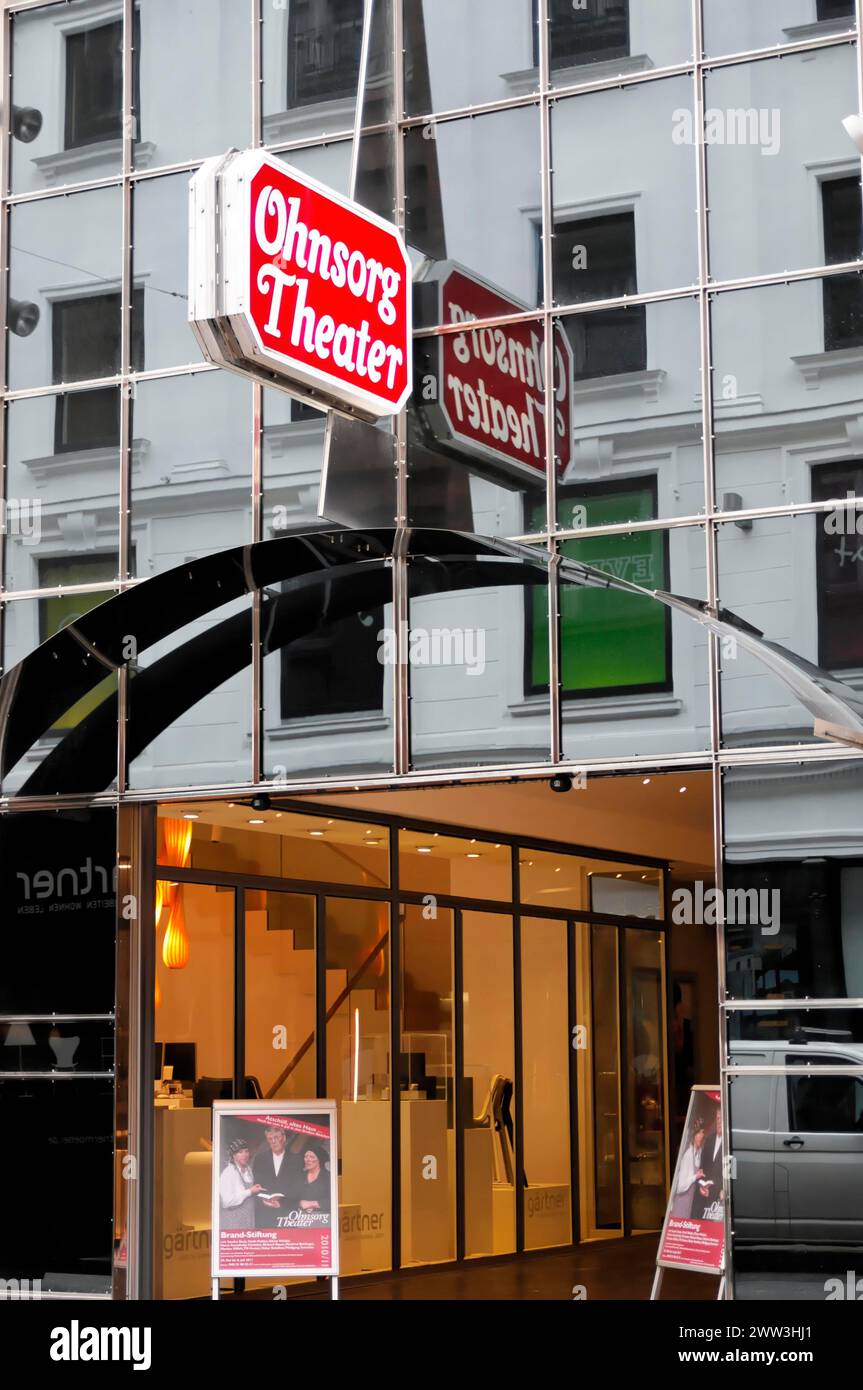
xmin=670 ymin=1120 xmax=706 ymax=1217
xmin=292 ymin=1143 xmax=331 ymax=1214
xmin=219 ymin=1137 xmax=262 ymax=1229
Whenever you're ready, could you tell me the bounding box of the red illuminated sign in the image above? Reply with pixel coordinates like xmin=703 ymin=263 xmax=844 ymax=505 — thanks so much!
xmin=419 ymin=264 xmax=573 ymax=483
xmin=189 ymin=149 xmax=412 ymax=421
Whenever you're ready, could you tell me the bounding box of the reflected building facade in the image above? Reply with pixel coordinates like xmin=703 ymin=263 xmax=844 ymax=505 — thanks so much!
xmin=0 ymin=0 xmax=862 ymax=1300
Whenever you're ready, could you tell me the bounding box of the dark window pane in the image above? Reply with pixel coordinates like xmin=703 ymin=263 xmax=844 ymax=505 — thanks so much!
xmin=65 ymin=21 xmax=123 ymax=149
xmin=787 ymin=1072 xmax=863 ymax=1134
xmin=288 ymin=0 xmax=364 ymax=106
xmin=0 ymin=1080 xmax=114 ymax=1290
xmin=0 ymin=808 xmax=117 ymax=1015
xmin=280 ymin=606 xmax=384 ymax=718
xmin=817 ymin=0 xmax=855 ymax=19
xmin=548 ymin=0 xmax=630 ymax=67
xmin=552 ymin=214 xmax=646 ymax=377
xmin=812 ymin=462 xmax=863 ymax=669
xmin=822 ymin=178 xmax=863 ymax=351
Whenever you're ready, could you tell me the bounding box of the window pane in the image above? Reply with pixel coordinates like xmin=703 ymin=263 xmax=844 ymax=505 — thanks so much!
xmin=408 ymin=317 xmax=550 ymax=538
xmin=3 ymin=392 xmax=121 ymax=595
xmin=246 ymin=891 xmax=317 ymax=1101
xmin=706 ymin=48 xmax=860 ymax=283
xmin=623 ymin=927 xmax=667 ymax=1231
xmin=712 ymin=278 xmax=863 ymax=512
xmin=263 ymin=0 xmax=364 ymax=142
xmin=406 ymin=106 xmax=542 ymax=326
xmin=552 ymin=79 xmax=698 ymax=300
xmin=129 ymin=371 xmax=253 ymax=576
xmin=462 ymin=911 xmax=516 ymax=1257
xmin=154 ymin=880 xmax=234 ymax=1299
xmin=9 ymin=187 xmax=122 ymax=392
xmin=11 ymin=0 xmax=124 ymax=194
xmin=400 ymin=903 xmax=455 ymax=1265
xmin=704 ymin=0 xmax=855 ymax=59
xmin=521 ymin=916 xmax=571 ymax=1249
xmin=729 ymin=1009 xmax=863 ymax=1049
xmin=560 ymin=526 xmax=711 ymax=763
xmin=136 ymin=0 xmax=251 ymax=168
xmin=408 ymin=554 xmax=551 ymax=767
xmin=723 ymin=761 xmax=863 ymax=1000
xmin=399 ymin=828 xmax=512 ymax=899
xmin=718 ymin=511 xmax=863 ymax=748
xmin=404 ymin=0 xmax=538 ymax=115
xmin=166 ymin=808 xmax=391 ymax=887
xmin=590 ymin=923 xmax=622 ymax=1230
xmin=0 ymin=807 xmax=117 ymax=1015
xmin=325 ymin=897 xmax=392 ymax=1274
xmin=549 ymin=0 xmax=692 ymax=79
xmin=0 ymin=1079 xmax=114 ymax=1293
xmin=133 ymin=174 xmax=205 ymax=373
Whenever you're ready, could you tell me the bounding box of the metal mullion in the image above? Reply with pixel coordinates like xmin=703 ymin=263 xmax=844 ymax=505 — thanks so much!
xmin=617 ymin=925 xmax=632 ymax=1237
xmin=538 ymin=0 xmax=560 ymax=766
xmin=512 ymin=847 xmax=524 ymax=1253
xmin=251 ymin=0 xmax=262 ymax=148
xmin=389 ymin=826 xmax=401 ymax=1271
xmin=234 ymin=887 xmax=245 ymax=1099
xmin=453 ymin=906 xmax=465 ymax=1261
xmin=566 ymin=917 xmax=579 ymax=1246
xmin=724 ymin=996 xmax=863 ymax=1010
xmin=0 ymin=2 xmax=10 ymax=599
xmin=315 ymin=894 xmax=326 ymax=1098
xmin=251 ymin=379 xmax=263 ymax=783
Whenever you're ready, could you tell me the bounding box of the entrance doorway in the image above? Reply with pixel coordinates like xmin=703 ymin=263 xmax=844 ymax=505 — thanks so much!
xmin=148 ymin=771 xmax=716 ymax=1296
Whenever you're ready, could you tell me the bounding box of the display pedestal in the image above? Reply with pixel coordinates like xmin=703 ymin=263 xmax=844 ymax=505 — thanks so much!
xmin=155 ymin=1107 xmax=212 ymax=1299
xmin=493 ymin=1182 xmax=516 ymax=1253
xmin=464 ymin=1127 xmax=493 ymax=1255
xmin=340 ymin=1101 xmax=391 ymax=1272
xmin=523 ymin=1183 xmax=570 ymax=1249
xmin=400 ymin=1098 xmax=450 ymax=1264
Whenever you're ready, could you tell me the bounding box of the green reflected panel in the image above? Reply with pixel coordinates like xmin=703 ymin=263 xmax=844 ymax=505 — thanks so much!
xmin=531 ymin=486 xmax=669 ymax=695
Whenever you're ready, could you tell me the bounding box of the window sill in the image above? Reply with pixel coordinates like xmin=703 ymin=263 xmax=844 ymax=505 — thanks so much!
xmin=502 ymin=54 xmax=653 ymax=95
xmin=267 ymin=710 xmax=389 ymax=741
xmin=508 ymin=692 xmax=682 ymax=722
xmin=574 ymin=368 xmax=666 ymax=404
xmin=31 ymin=139 xmax=156 ymax=185
xmin=23 ymin=438 xmax=149 ymax=481
xmin=782 ymin=17 xmax=857 ymax=41
xmin=263 ymin=99 xmax=355 ymax=146
xmin=792 ymin=344 xmax=863 ymax=389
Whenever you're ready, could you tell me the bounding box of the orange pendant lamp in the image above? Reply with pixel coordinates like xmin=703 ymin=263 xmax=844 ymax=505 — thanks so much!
xmin=157 ymin=818 xmax=193 ymax=971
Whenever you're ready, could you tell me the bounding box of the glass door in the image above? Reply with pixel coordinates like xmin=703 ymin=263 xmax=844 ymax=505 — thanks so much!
xmin=623 ymin=927 xmax=669 ymax=1233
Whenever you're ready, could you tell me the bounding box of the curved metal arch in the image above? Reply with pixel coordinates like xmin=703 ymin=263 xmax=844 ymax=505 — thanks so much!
xmin=1 ymin=527 xmax=861 ymax=797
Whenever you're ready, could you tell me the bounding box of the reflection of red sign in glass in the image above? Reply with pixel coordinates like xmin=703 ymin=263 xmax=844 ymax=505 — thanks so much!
xmin=438 ymin=268 xmax=573 ymax=481
xmin=219 ymin=150 xmax=412 ymax=419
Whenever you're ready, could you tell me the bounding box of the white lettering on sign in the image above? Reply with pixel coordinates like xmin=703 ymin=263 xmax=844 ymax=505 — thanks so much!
xmin=253 ymin=186 xmax=404 ymax=390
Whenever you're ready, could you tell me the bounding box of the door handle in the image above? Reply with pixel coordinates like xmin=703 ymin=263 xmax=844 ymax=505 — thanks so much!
xmin=783 ymin=1137 xmax=804 ymax=1149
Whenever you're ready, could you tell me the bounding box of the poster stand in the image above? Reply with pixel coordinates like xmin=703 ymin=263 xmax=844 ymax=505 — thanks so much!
xmin=650 ymin=1085 xmax=726 ymax=1301
xmin=210 ymin=1099 xmax=340 ymax=1303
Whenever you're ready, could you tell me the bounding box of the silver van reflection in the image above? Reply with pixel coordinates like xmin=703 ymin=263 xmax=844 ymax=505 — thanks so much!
xmin=729 ymin=1041 xmax=863 ymax=1244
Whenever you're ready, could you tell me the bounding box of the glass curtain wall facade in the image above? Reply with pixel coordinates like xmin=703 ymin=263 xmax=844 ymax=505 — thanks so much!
xmin=0 ymin=0 xmax=862 ymax=1300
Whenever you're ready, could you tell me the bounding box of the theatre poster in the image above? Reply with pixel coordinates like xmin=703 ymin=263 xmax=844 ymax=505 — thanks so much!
xmin=211 ymin=1100 xmax=339 ymax=1280
xmin=656 ymin=1085 xmax=726 ymax=1277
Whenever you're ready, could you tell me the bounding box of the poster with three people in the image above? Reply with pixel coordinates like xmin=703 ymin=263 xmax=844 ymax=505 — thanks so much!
xmin=211 ymin=1100 xmax=339 ymax=1279
xmin=656 ymin=1086 xmax=725 ymax=1276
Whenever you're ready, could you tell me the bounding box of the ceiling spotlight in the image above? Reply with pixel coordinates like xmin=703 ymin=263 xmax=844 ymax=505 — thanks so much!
xmin=643 ymin=777 xmax=651 ymax=785
xmin=182 ymin=813 xmax=199 ymax=821
xmin=416 ymin=846 xmax=432 ymax=854
xmin=466 ymin=852 xmax=480 ymax=859
xmin=679 ymin=786 xmax=687 ymax=794
xmin=248 ymin=818 xmax=264 ymax=825
xmin=309 ymin=829 xmax=325 ymax=837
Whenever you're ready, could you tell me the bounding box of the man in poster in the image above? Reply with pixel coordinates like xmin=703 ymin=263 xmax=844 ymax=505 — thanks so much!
xmin=694 ymin=1109 xmax=724 ymax=1221
xmin=253 ymin=1125 xmax=302 ymax=1229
